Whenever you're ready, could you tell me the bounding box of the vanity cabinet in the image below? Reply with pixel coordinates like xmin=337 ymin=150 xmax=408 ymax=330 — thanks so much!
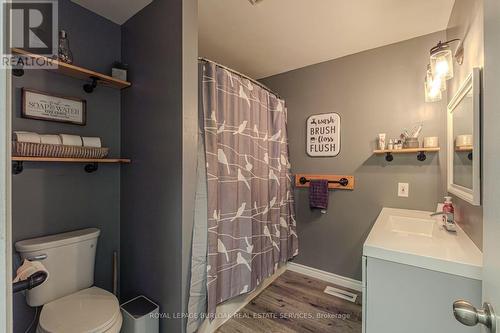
xmin=362 ymin=208 xmax=483 ymax=333
xmin=362 ymin=256 xmax=481 ymax=333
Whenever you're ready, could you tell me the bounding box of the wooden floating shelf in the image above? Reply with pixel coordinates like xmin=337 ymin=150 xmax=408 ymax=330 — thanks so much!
xmin=455 ymin=146 xmax=473 ymax=152
xmin=11 ymin=48 xmax=131 ymax=90
xmin=12 ymin=157 xmax=131 ymax=163
xmin=11 ymin=157 xmax=131 ymax=174
xmin=294 ymin=174 xmax=355 ymax=190
xmin=373 ymin=147 xmax=440 ymax=154
xmin=373 ymin=147 xmax=440 ymax=162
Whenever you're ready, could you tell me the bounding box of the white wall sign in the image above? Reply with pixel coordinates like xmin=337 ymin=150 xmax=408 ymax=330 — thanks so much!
xmin=22 ymin=88 xmax=86 ymax=125
xmin=306 ymin=112 xmax=341 ymax=157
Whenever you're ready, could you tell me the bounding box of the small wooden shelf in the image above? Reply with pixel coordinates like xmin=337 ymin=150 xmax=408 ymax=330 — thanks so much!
xmin=373 ymin=147 xmax=440 ymax=162
xmin=12 ymin=157 xmax=131 ymax=163
xmin=455 ymin=146 xmax=473 ymax=152
xmin=373 ymin=147 xmax=440 ymax=154
xmin=11 ymin=48 xmax=131 ymax=90
xmin=11 ymin=157 xmax=130 ymax=174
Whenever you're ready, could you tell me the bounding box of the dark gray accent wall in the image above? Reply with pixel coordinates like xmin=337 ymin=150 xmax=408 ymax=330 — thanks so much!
xmin=120 ymin=0 xmax=185 ymax=332
xmin=261 ymin=31 xmax=447 ymax=281
xmin=446 ymin=0 xmax=484 ymax=250
xmin=11 ymin=1 xmax=121 ymax=332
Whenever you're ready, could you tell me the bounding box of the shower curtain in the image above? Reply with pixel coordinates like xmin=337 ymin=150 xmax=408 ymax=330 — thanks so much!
xmin=188 ymin=60 xmax=298 ymax=331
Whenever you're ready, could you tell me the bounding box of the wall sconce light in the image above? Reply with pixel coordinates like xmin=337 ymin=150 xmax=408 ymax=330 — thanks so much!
xmin=425 ymin=64 xmax=443 ymax=102
xmin=429 ymin=39 xmax=462 ymax=81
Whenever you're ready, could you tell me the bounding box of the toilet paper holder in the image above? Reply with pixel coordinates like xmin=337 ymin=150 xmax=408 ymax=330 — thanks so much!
xmin=13 ymin=271 xmax=48 ymax=294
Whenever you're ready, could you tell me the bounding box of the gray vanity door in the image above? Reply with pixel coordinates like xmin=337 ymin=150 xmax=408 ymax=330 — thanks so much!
xmin=364 ymin=257 xmax=481 ymax=333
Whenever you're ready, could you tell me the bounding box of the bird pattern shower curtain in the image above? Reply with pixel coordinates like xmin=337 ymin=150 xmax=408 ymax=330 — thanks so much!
xmin=200 ymin=60 xmax=298 ymax=318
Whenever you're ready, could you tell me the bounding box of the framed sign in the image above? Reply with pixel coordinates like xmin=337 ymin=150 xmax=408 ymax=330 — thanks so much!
xmin=22 ymin=88 xmax=86 ymax=125
xmin=306 ymin=112 xmax=341 ymax=157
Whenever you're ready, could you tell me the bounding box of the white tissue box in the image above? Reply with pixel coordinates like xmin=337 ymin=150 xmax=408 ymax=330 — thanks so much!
xmin=112 ymin=68 xmax=127 ymax=81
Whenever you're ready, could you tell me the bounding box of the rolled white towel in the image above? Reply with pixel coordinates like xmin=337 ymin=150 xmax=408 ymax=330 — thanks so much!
xmin=81 ymin=137 xmax=102 ymax=148
xmin=59 ymin=134 xmax=82 ymax=146
xmin=14 ymin=131 xmax=41 ymax=143
xmin=13 ymin=259 xmax=49 ymax=283
xmin=40 ymin=134 xmax=62 ymax=145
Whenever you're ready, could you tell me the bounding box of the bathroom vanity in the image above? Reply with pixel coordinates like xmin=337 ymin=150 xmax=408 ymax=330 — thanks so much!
xmin=362 ymin=208 xmax=482 ymax=333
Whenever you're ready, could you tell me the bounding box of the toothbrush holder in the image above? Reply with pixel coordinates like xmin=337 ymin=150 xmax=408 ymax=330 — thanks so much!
xmin=404 ymin=138 xmax=420 ymax=149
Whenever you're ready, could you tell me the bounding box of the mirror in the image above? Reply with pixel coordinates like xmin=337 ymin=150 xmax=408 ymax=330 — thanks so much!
xmin=447 ymin=68 xmax=481 ymax=205
xmin=452 ymin=91 xmax=473 ymax=188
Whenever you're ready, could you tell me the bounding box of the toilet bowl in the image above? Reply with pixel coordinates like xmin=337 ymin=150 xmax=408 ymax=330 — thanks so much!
xmin=15 ymin=229 xmax=122 ymax=333
xmin=36 ymin=287 xmax=122 ymax=333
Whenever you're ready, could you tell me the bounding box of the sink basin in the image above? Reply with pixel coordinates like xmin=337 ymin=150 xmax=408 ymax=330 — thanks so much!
xmin=363 ymin=207 xmax=483 ymax=280
xmin=389 ymin=215 xmax=435 ymax=237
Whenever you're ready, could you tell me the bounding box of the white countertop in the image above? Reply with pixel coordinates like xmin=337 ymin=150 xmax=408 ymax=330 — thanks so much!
xmin=363 ymin=207 xmax=483 ymax=280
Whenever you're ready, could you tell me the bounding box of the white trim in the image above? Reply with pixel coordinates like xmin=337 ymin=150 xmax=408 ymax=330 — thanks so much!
xmin=287 ymin=262 xmax=362 ymax=292
xmin=0 ymin=0 xmax=13 ymax=329
xmin=197 ymin=265 xmax=287 ymax=333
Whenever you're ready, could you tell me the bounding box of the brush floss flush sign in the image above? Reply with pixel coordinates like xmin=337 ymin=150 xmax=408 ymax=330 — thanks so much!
xmin=306 ymin=113 xmax=341 ymax=157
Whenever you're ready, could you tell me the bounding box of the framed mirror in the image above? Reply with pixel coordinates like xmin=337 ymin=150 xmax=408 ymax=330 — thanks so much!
xmin=447 ymin=68 xmax=481 ymax=205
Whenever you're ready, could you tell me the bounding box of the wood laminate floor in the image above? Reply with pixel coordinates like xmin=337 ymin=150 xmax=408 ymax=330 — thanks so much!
xmin=216 ymin=270 xmax=362 ymax=333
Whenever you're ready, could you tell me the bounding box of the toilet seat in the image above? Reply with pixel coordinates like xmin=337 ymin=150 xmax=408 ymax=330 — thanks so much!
xmin=37 ymin=287 xmax=122 ymax=333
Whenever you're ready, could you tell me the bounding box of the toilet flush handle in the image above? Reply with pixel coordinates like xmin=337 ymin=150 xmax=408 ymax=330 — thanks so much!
xmin=26 ymin=254 xmax=47 ymax=261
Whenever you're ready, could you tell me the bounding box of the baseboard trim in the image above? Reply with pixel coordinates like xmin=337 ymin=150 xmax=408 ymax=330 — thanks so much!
xmin=287 ymin=262 xmax=362 ymax=292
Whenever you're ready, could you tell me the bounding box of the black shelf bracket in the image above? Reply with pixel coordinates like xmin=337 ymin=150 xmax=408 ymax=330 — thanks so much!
xmin=385 ymin=151 xmax=429 ymax=162
xmin=12 ymin=66 xmax=25 ymax=77
xmin=83 ymin=76 xmax=99 ymax=93
xmin=12 ymin=161 xmax=23 ymax=175
xmin=12 ymin=161 xmax=102 ymax=174
xmin=417 ymin=151 xmax=427 ymax=162
xmin=84 ymin=162 xmax=98 ymax=173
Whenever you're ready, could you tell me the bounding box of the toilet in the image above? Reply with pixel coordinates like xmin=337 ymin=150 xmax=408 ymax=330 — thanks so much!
xmin=15 ymin=228 xmax=122 ymax=333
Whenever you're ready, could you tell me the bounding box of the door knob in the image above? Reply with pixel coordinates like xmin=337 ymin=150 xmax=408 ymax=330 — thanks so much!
xmin=453 ymin=300 xmax=496 ymax=332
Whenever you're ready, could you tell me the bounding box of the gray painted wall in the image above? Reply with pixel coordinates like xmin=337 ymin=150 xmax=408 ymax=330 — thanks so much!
xmin=261 ymin=31 xmax=447 ymax=281
xmin=120 ymin=0 xmax=185 ymax=332
xmin=11 ymin=1 xmax=122 ymax=332
xmin=446 ymin=0 xmax=484 ymax=250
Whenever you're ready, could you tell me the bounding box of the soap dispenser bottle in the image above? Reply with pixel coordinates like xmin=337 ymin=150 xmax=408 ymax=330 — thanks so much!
xmin=442 ymin=196 xmax=456 ymax=232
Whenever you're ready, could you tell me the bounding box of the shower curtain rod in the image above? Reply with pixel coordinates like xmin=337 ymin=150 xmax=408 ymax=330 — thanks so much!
xmin=198 ymin=57 xmax=283 ymax=100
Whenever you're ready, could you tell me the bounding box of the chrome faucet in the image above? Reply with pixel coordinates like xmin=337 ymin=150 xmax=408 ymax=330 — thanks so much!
xmin=431 ymin=211 xmax=457 ymax=232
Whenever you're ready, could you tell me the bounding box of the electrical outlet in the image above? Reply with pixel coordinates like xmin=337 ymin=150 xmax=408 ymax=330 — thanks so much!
xmin=398 ymin=183 xmax=409 ymax=197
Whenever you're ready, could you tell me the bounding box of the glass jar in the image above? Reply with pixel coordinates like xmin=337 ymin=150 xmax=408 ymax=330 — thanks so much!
xmin=58 ymin=30 xmax=73 ymax=64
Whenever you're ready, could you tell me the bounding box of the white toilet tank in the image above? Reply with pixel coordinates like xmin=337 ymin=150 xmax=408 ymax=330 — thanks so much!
xmin=15 ymin=228 xmax=100 ymax=306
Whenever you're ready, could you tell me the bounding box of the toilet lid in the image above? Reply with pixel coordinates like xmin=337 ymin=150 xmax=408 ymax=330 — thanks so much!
xmin=39 ymin=287 xmax=120 ymax=333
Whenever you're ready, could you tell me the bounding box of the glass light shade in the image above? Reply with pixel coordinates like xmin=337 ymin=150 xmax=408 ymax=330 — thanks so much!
xmin=426 ymin=65 xmax=446 ymax=91
xmin=425 ymin=76 xmax=442 ymax=102
xmin=430 ymin=47 xmax=453 ymax=80
xmin=425 ymin=81 xmax=442 ymax=102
